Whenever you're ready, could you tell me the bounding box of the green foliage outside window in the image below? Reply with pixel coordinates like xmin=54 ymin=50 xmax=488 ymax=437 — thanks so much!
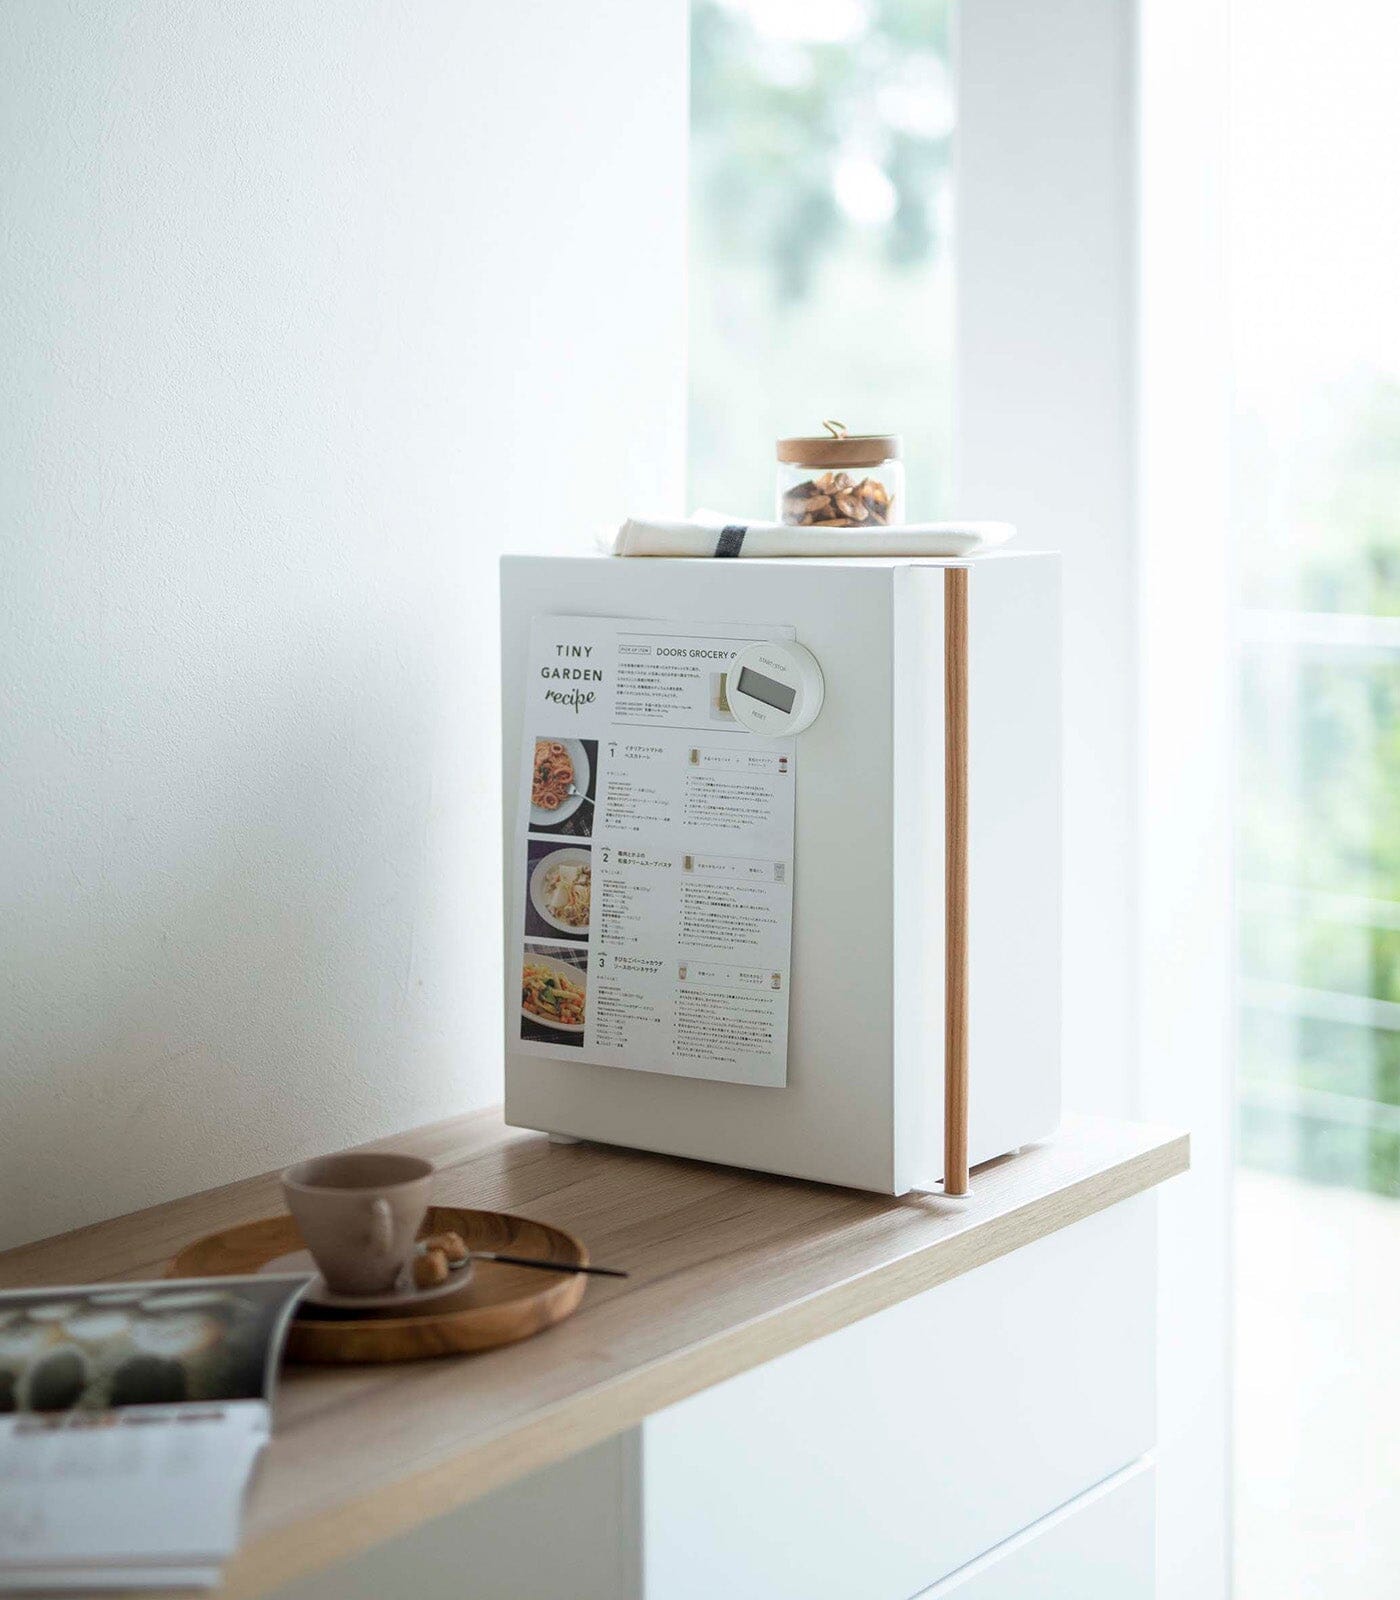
xmin=690 ymin=3 xmax=1400 ymax=1199
xmin=1238 ymin=376 xmax=1400 ymax=1196
xmin=689 ymin=0 xmax=955 ymax=521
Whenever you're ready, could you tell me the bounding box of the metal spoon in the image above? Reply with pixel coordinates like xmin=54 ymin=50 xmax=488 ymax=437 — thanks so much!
xmin=450 ymin=1252 xmax=626 ymax=1280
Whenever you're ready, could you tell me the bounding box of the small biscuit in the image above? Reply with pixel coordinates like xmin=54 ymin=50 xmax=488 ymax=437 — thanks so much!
xmin=413 ymin=1248 xmax=449 ymax=1289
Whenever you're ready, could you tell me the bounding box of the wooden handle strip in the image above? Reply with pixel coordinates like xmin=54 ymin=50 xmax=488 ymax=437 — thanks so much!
xmin=944 ymin=568 xmax=971 ymax=1195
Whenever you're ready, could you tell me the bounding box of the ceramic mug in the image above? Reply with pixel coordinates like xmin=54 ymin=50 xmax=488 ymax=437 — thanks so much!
xmin=282 ymin=1152 xmax=434 ymax=1297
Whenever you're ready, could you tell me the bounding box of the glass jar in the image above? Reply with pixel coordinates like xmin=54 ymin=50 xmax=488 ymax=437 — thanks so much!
xmin=776 ymin=427 xmax=903 ymax=527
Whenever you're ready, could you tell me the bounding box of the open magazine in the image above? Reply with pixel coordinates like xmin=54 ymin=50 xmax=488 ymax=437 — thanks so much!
xmin=0 ymin=1275 xmax=309 ymax=1593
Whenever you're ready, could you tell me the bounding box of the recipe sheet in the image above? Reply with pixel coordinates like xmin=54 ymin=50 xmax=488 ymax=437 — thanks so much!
xmin=513 ymin=614 xmax=796 ymax=1088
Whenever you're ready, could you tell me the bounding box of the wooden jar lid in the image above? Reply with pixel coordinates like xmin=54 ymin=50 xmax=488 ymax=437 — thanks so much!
xmin=776 ymin=431 xmax=900 ymax=468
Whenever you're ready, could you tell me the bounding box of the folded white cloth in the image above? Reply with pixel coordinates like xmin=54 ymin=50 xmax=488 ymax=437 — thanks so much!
xmin=613 ymin=516 xmax=1014 ymax=560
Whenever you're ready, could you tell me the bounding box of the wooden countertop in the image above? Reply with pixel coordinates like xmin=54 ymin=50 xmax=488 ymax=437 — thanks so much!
xmin=0 ymin=1110 xmax=1187 ymax=1598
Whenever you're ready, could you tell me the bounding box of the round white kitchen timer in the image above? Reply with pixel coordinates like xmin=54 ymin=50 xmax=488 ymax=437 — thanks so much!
xmin=725 ymin=639 xmax=825 ymax=735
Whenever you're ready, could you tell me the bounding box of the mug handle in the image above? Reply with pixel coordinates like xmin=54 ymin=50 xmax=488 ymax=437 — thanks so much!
xmin=367 ymin=1197 xmax=394 ymax=1255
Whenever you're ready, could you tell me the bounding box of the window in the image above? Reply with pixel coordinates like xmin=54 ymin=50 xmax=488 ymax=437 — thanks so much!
xmin=688 ymin=0 xmax=954 ymax=520
xmin=1231 ymin=0 xmax=1400 ymax=1592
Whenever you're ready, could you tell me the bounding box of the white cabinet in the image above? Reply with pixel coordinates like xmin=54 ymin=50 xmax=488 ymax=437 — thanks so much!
xmin=269 ymin=1194 xmax=1160 ymax=1600
xmin=915 ymin=1462 xmax=1156 ymax=1599
xmin=642 ymin=1195 xmax=1156 ymax=1600
xmin=269 ymin=1435 xmax=643 ymax=1600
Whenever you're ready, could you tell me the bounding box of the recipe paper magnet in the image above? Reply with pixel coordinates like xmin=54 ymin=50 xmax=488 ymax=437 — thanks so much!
xmin=511 ymin=613 xmax=798 ymax=1088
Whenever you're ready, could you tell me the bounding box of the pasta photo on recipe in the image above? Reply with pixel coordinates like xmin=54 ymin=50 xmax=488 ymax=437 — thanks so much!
xmin=528 ymin=736 xmax=597 ymax=837
xmin=526 ymin=840 xmax=591 ymax=941
xmin=520 ymin=945 xmax=588 ymax=1047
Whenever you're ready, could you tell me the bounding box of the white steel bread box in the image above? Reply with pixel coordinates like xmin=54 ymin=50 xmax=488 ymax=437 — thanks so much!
xmin=501 ymin=553 xmax=1060 ymax=1195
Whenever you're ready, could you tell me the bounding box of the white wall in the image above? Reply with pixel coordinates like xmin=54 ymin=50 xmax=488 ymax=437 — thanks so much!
xmin=1138 ymin=2 xmax=1233 ymax=1595
xmin=959 ymin=4 xmax=1231 ymax=1597
xmin=0 ymin=0 xmax=687 ymax=1250
xmin=957 ymin=0 xmax=1138 ymax=1119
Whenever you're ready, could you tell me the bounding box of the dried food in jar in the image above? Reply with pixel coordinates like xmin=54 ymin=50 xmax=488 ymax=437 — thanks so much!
xmin=781 ymin=471 xmax=894 ymax=527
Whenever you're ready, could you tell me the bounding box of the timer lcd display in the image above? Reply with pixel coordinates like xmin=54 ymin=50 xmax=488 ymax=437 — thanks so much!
xmin=735 ymin=665 xmax=797 ymax=714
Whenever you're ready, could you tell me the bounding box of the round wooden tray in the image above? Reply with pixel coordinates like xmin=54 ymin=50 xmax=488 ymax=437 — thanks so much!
xmin=168 ymin=1206 xmax=588 ymax=1364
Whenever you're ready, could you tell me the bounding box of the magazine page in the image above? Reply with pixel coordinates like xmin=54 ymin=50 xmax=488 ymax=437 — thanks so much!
xmin=0 ymin=1275 xmax=309 ymax=1592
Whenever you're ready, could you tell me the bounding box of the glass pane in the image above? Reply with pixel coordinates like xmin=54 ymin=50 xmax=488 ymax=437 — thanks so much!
xmin=1241 ymin=652 xmax=1400 ymax=1203
xmin=688 ymin=0 xmax=954 ymax=521
xmin=1232 ymin=0 xmax=1400 ymax=1592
